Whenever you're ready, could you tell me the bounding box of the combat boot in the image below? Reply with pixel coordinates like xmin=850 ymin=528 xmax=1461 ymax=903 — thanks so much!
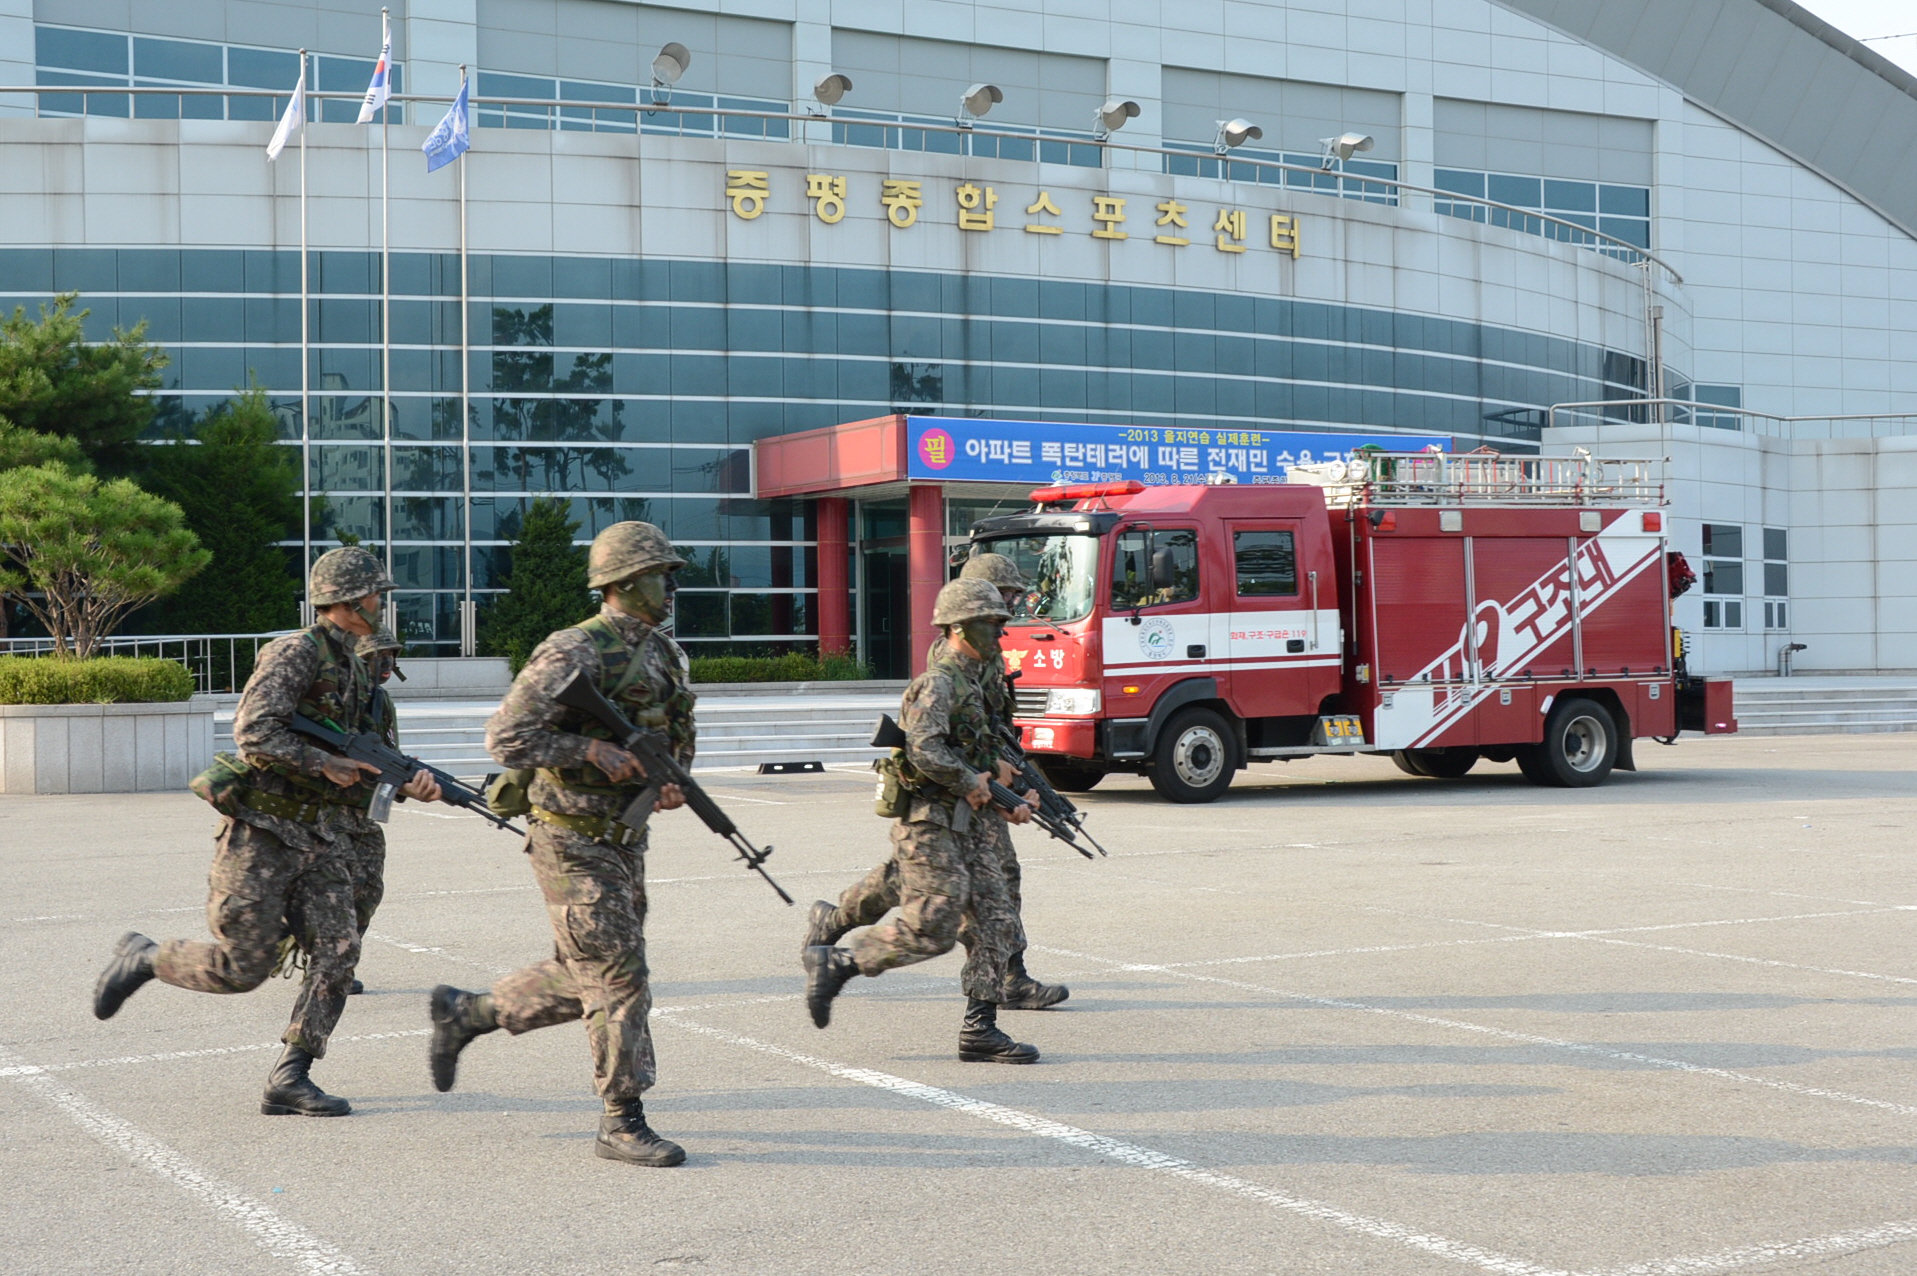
xmin=92 ymin=932 xmax=157 ymax=1020
xmin=428 ymin=984 xmax=497 ymax=1092
xmin=1000 ymin=953 xmax=1069 ymax=1010
xmin=801 ymin=899 xmax=852 ymax=951
xmin=959 ymin=997 xmax=1040 ymax=1064
xmin=348 ymin=979 xmax=365 ymax=995
xmin=595 ymin=1099 xmax=686 ymax=1167
xmin=260 ymin=1045 xmax=351 ymax=1116
xmin=802 ymin=945 xmax=860 ymax=1028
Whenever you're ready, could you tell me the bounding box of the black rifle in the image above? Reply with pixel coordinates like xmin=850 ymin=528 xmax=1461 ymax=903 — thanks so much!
xmin=552 ymin=669 xmax=793 ymax=905
xmin=289 ymin=714 xmax=524 ymax=835
xmin=996 ymin=723 xmax=1107 ymax=857
xmin=872 ymin=714 xmax=1097 ymax=861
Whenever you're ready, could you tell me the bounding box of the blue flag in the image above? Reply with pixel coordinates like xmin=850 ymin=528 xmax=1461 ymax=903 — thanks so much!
xmin=423 ymin=76 xmax=470 ymax=173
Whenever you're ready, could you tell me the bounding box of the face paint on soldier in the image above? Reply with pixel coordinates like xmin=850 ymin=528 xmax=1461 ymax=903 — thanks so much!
xmin=609 ymin=568 xmax=676 ymax=624
xmin=958 ymin=617 xmax=1006 ymax=662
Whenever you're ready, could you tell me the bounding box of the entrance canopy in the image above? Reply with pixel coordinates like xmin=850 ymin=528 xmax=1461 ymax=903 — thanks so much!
xmin=755 ymin=414 xmax=1441 ymax=673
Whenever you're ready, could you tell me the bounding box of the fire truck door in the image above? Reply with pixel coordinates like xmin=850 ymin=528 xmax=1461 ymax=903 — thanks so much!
xmin=1225 ymin=523 xmax=1335 ymax=718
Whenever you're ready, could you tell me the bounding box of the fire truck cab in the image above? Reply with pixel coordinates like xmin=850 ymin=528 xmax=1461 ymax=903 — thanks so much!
xmin=971 ymin=451 xmax=1728 ymax=803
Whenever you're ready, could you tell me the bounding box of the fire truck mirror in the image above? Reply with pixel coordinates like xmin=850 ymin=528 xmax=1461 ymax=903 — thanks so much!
xmin=1150 ymin=547 xmax=1178 ymax=589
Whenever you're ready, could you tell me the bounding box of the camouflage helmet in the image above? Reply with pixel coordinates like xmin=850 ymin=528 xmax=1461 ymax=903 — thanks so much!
xmin=933 ymin=577 xmax=1011 ymax=627
xmin=354 ymin=627 xmax=403 ymax=658
xmin=587 ymin=520 xmax=686 ymax=589
xmin=960 ymin=552 xmax=1028 ymax=592
xmin=309 ymin=546 xmax=394 ymax=607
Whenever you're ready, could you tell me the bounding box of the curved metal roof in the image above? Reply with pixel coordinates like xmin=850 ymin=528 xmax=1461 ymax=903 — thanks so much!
xmin=1495 ymin=0 xmax=1917 ymax=240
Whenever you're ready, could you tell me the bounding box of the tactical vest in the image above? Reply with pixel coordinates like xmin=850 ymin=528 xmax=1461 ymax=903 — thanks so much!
xmin=541 ymin=613 xmax=693 ymax=795
xmin=895 ymin=650 xmax=998 ymax=794
xmin=260 ymin=624 xmax=378 ymax=804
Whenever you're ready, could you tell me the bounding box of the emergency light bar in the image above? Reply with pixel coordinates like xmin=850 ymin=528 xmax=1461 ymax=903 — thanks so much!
xmin=1029 ymin=480 xmax=1145 ymax=505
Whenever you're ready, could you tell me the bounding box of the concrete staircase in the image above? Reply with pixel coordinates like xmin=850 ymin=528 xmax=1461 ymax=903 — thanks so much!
xmin=1733 ymin=677 xmax=1917 ymax=736
xmin=213 ymin=683 xmax=906 ymax=778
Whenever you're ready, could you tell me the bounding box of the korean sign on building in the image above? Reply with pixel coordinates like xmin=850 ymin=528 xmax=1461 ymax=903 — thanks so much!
xmin=725 ymin=171 xmax=1304 ymax=257
xmin=904 ymin=416 xmax=1446 ymax=486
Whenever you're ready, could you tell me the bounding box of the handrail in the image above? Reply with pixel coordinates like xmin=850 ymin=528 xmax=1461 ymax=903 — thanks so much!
xmin=0 ymin=629 xmax=299 ymax=693
xmin=0 ymin=82 xmax=1683 ymax=285
xmin=1548 ymin=398 xmax=1917 ymax=437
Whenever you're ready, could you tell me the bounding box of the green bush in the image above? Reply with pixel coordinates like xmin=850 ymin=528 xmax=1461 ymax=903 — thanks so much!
xmin=0 ymin=655 xmax=194 ymax=704
xmin=687 ymin=651 xmax=876 ymax=684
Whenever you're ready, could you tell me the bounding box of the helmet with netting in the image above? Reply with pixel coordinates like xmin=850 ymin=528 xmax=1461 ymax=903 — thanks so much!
xmin=587 ymin=521 xmax=686 ymax=589
xmin=960 ymin=552 xmax=1028 ymax=592
xmin=355 ymin=627 xmax=404 ymax=658
xmin=932 ymin=577 xmax=1011 ymax=627
xmin=309 ymin=546 xmax=394 ymax=606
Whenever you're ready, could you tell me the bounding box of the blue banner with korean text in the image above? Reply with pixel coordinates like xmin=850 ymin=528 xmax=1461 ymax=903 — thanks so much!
xmin=903 ymin=416 xmax=1447 ymax=486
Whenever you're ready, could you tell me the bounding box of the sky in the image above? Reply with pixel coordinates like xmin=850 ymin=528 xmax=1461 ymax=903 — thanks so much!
xmin=1794 ymin=0 xmax=1917 ymax=74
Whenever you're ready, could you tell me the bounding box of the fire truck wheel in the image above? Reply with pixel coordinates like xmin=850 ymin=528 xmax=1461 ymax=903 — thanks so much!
xmin=1402 ymin=748 xmax=1479 ymax=779
xmin=1037 ymin=759 xmax=1107 ymax=792
xmin=1532 ymin=697 xmax=1618 ymax=788
xmin=1391 ymin=751 xmax=1428 ymax=777
xmin=1148 ymin=707 xmax=1236 ymax=804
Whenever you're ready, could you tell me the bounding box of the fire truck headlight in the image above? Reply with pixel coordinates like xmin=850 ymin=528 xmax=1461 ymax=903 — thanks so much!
xmin=1045 ymin=688 xmax=1101 ymax=716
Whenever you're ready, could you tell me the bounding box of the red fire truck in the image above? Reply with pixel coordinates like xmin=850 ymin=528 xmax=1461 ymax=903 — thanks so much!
xmin=971 ymin=451 xmax=1736 ymax=803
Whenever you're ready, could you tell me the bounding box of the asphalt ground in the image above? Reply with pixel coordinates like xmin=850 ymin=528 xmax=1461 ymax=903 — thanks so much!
xmin=6 ymin=732 xmax=1917 ymax=1276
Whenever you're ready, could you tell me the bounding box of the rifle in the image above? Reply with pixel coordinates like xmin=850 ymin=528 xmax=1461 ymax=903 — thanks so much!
xmin=872 ymin=714 xmax=1097 ymax=861
xmin=996 ymin=723 xmax=1107 ymax=857
xmin=288 ymin=714 xmax=524 ymax=835
xmin=552 ymin=669 xmax=793 ymax=905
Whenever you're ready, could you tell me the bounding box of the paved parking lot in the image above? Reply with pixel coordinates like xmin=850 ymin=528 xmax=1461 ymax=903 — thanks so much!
xmin=6 ymin=732 xmax=1917 ymax=1275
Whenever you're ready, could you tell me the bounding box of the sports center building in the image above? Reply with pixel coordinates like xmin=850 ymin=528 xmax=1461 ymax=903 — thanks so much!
xmin=0 ymin=0 xmax=1913 ymax=674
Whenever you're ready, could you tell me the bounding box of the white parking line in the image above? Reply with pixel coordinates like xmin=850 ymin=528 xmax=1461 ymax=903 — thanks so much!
xmin=0 ymin=1041 xmax=371 ymax=1276
xmin=0 ymin=1029 xmax=430 ymax=1078
xmin=1036 ymin=945 xmax=1917 ymax=1118
xmin=660 ymin=1015 xmax=1566 ymax=1276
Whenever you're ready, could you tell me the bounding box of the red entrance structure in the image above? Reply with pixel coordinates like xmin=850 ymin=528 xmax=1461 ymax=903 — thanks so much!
xmin=755 ymin=414 xmax=972 ymax=677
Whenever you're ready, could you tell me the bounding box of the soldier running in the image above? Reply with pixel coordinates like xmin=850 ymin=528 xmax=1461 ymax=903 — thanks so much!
xmin=803 ymin=554 xmax=1068 ymax=1009
xmin=425 ymin=521 xmax=696 ymax=1167
xmin=91 ymin=548 xmax=442 ymax=1117
xmin=802 ymin=577 xmax=1042 ymax=1063
xmin=341 ymin=626 xmax=405 ymax=996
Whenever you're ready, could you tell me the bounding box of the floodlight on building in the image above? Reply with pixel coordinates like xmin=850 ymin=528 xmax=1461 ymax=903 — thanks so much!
xmin=1318 ymin=131 xmax=1374 ymax=169
xmin=1094 ymin=98 xmax=1141 ymax=140
xmin=813 ymin=72 xmax=853 ymax=108
xmin=958 ymin=83 xmax=1002 ymax=128
xmin=1213 ymin=118 xmax=1262 ymax=155
xmin=648 ymin=41 xmax=690 ymax=105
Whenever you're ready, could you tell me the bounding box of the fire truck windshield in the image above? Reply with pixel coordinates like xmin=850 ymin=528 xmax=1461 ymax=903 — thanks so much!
xmin=979 ymin=533 xmax=1101 ymax=625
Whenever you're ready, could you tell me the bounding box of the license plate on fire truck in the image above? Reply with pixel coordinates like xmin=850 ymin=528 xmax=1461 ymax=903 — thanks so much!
xmin=1311 ymin=715 xmax=1366 ymax=747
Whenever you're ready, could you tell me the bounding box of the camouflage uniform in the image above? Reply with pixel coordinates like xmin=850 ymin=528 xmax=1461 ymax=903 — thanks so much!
xmin=342 ymin=629 xmax=403 ymax=957
xmin=481 ymin=603 xmax=696 ymax=1100
xmin=150 ymin=619 xmax=375 ymax=1056
xmin=846 ymin=641 xmax=1019 ymax=999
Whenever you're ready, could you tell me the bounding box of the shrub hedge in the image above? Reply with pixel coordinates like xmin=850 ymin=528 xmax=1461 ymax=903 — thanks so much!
xmin=687 ymin=652 xmax=874 ymax=684
xmin=0 ymin=655 xmax=195 ymax=704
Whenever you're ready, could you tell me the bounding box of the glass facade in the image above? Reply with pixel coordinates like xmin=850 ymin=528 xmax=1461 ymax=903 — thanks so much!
xmin=34 ymin=24 xmax=403 ymax=123
xmin=0 ymin=246 xmax=1650 ymax=654
xmin=1435 ymin=168 xmax=1652 ymax=255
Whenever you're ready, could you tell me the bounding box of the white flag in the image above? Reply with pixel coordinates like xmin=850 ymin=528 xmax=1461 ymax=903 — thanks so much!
xmin=265 ymin=70 xmax=304 ymax=161
xmin=355 ymin=11 xmax=393 ymax=124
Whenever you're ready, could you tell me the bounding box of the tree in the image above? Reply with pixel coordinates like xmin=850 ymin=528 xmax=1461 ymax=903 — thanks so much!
xmin=133 ymin=387 xmax=303 ymax=635
xmin=0 ymin=465 xmax=210 ymax=658
xmin=479 ymin=498 xmax=590 ymax=672
xmin=0 ymin=420 xmax=88 ymax=473
xmin=0 ymin=293 xmax=169 ymax=475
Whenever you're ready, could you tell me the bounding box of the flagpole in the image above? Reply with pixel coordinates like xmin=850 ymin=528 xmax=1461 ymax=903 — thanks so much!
xmin=457 ymin=66 xmax=474 ymax=657
xmin=379 ymin=6 xmax=394 ymax=598
xmin=298 ymin=48 xmax=311 ymax=620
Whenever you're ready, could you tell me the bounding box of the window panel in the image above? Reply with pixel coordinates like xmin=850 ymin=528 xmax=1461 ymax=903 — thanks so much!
xmin=1110 ymin=527 xmax=1200 ymax=609
xmin=38 ymin=27 xmax=128 ymax=75
xmin=134 ymin=37 xmax=222 ymax=84
xmin=1763 ymin=528 xmax=1787 ymax=561
xmin=1701 ymin=524 xmax=1743 ymax=558
xmin=1702 ymin=559 xmax=1743 ymax=596
xmin=1763 ymin=563 xmax=1788 ymax=597
xmin=1235 ymin=531 xmax=1297 ymax=596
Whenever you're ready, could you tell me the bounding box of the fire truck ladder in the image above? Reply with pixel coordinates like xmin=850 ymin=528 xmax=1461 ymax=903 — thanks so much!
xmin=1291 ymin=451 xmax=1665 ymax=508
